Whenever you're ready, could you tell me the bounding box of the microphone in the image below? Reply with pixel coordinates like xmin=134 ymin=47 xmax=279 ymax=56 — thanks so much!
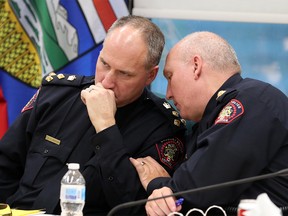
xmin=107 ymin=168 xmax=288 ymax=216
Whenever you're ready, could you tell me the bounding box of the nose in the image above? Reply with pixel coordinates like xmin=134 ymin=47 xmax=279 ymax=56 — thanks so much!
xmin=166 ymin=86 xmax=173 ymax=100
xmin=101 ymin=71 xmax=115 ymax=89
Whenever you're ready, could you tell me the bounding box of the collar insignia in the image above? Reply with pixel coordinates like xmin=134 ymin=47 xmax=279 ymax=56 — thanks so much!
xmin=216 ymin=90 xmax=226 ymax=100
xmin=181 ymin=119 xmax=186 ymax=126
xmin=57 ymin=73 xmax=65 ymax=79
xmin=67 ymin=75 xmax=76 ymax=81
xmin=163 ymin=102 xmax=171 ymax=109
xmin=49 ymin=72 xmax=56 ymax=76
xmin=174 ymin=119 xmax=181 ymax=127
xmin=45 ymin=76 xmax=53 ymax=82
xmin=172 ymin=111 xmax=179 ymax=117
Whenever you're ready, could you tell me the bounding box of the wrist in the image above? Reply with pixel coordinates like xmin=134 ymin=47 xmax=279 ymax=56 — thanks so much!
xmin=94 ymin=119 xmax=116 ymax=132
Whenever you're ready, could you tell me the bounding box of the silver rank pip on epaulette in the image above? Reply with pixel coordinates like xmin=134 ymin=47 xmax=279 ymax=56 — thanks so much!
xmin=45 ymin=72 xmax=76 ymax=82
xmin=163 ymin=102 xmax=186 ymax=127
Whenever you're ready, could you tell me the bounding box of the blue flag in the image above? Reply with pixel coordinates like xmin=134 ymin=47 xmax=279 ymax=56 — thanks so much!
xmin=0 ymin=0 xmax=129 ymax=131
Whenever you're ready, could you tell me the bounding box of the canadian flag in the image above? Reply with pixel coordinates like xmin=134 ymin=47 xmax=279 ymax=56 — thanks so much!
xmin=0 ymin=86 xmax=8 ymax=139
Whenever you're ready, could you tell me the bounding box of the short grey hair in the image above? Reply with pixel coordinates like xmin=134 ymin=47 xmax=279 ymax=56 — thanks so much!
xmin=180 ymin=31 xmax=241 ymax=73
xmin=107 ymin=15 xmax=165 ymax=70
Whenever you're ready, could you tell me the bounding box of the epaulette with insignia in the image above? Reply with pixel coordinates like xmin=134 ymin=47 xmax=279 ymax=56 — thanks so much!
xmin=147 ymin=91 xmax=186 ymax=130
xmin=216 ymin=88 xmax=237 ymax=103
xmin=215 ymin=88 xmax=243 ymax=125
xmin=42 ymin=72 xmax=94 ymax=87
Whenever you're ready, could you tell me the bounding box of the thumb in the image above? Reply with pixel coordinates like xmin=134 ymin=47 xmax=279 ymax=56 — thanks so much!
xmin=80 ymin=90 xmax=87 ymax=105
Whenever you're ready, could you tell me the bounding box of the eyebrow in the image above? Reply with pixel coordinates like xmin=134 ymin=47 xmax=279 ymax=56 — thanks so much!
xmin=119 ymin=69 xmax=134 ymax=76
xmin=100 ymin=56 xmax=134 ymax=75
xmin=99 ymin=57 xmax=107 ymax=64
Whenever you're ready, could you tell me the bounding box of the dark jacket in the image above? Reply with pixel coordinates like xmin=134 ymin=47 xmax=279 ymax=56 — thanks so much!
xmin=148 ymin=73 xmax=288 ymax=213
xmin=0 ymin=73 xmax=186 ymax=215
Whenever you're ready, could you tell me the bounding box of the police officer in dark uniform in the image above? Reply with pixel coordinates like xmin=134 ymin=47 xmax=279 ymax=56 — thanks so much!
xmin=131 ymin=31 xmax=288 ymax=216
xmin=0 ymin=16 xmax=186 ymax=215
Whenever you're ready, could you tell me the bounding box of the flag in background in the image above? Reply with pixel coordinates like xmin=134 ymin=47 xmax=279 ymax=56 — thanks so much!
xmin=0 ymin=0 xmax=129 ymax=138
xmin=0 ymin=86 xmax=8 ymax=138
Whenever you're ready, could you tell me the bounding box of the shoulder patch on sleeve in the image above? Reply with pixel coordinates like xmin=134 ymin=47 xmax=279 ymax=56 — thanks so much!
xmin=156 ymin=137 xmax=184 ymax=169
xmin=215 ymin=99 xmax=244 ymax=125
xmin=21 ymin=88 xmax=40 ymax=113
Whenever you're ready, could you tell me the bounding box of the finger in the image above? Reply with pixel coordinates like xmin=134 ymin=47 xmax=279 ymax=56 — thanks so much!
xmin=154 ymin=187 xmax=177 ymax=214
xmin=129 ymin=157 xmax=145 ymax=171
xmin=145 ymin=156 xmax=160 ymax=165
xmin=136 ymin=156 xmax=151 ymax=167
xmin=107 ymin=89 xmax=115 ymax=98
xmin=156 ymin=196 xmax=173 ymax=215
xmin=129 ymin=157 xmax=139 ymax=167
xmin=87 ymin=85 xmax=96 ymax=92
xmin=80 ymin=89 xmax=87 ymax=105
xmin=143 ymin=156 xmax=170 ymax=178
xmin=147 ymin=190 xmax=173 ymax=216
xmin=143 ymin=157 xmax=160 ymax=169
xmin=162 ymin=193 xmax=178 ymax=213
xmin=146 ymin=203 xmax=159 ymax=216
xmin=146 ymin=198 xmax=167 ymax=216
xmin=95 ymin=82 xmax=103 ymax=88
xmin=176 ymin=205 xmax=182 ymax=212
xmin=81 ymin=85 xmax=96 ymax=104
xmin=165 ymin=197 xmax=178 ymax=213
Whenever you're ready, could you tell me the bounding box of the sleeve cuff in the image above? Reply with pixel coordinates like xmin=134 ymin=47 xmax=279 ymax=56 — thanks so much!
xmin=90 ymin=125 xmax=125 ymax=158
xmin=147 ymin=177 xmax=171 ymax=195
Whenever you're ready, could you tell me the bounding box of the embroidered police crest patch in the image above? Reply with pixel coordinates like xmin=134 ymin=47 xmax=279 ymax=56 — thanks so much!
xmin=156 ymin=137 xmax=184 ymax=168
xmin=21 ymin=88 xmax=40 ymax=113
xmin=215 ymin=99 xmax=244 ymax=124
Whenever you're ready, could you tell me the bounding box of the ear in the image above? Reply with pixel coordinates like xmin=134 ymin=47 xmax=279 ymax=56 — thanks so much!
xmin=193 ymin=55 xmax=202 ymax=80
xmin=145 ymin=66 xmax=159 ymax=85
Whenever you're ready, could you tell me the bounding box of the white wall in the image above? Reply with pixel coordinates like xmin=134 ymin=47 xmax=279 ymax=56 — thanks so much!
xmin=132 ymin=0 xmax=288 ymax=24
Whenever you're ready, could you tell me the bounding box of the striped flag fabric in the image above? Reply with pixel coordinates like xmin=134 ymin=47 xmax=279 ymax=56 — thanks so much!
xmin=0 ymin=0 xmax=129 ymax=137
xmin=0 ymin=86 xmax=8 ymax=138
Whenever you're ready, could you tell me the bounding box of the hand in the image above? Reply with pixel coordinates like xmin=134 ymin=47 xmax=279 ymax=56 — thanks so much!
xmin=145 ymin=187 xmax=182 ymax=216
xmin=81 ymin=83 xmax=116 ymax=132
xmin=130 ymin=156 xmax=170 ymax=190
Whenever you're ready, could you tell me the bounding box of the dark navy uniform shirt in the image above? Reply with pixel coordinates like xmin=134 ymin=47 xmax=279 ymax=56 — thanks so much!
xmin=0 ymin=73 xmax=186 ymax=215
xmin=148 ymin=73 xmax=288 ymax=212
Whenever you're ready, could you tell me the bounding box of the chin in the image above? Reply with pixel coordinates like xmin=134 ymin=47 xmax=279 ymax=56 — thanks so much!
xmin=116 ymin=101 xmax=125 ymax=108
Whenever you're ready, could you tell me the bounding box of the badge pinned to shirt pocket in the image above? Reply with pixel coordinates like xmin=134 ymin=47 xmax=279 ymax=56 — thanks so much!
xmin=45 ymin=135 xmax=61 ymax=145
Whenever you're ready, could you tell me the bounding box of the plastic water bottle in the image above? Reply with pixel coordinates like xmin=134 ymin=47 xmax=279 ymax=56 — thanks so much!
xmin=60 ymin=163 xmax=86 ymax=216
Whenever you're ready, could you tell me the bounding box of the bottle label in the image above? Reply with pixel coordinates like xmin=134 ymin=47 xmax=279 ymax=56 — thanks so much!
xmin=60 ymin=185 xmax=85 ymax=202
xmin=237 ymin=199 xmax=256 ymax=216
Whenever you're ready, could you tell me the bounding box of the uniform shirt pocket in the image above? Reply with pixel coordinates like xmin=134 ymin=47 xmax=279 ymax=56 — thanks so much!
xmin=22 ymin=137 xmax=72 ymax=186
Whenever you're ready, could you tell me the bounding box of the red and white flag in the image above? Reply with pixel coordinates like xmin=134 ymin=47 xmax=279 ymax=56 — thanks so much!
xmin=0 ymin=86 xmax=8 ymax=139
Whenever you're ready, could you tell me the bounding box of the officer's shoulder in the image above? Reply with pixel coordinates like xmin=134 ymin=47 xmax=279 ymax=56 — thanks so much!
xmin=147 ymin=91 xmax=186 ymax=129
xmin=42 ymin=72 xmax=94 ymax=87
